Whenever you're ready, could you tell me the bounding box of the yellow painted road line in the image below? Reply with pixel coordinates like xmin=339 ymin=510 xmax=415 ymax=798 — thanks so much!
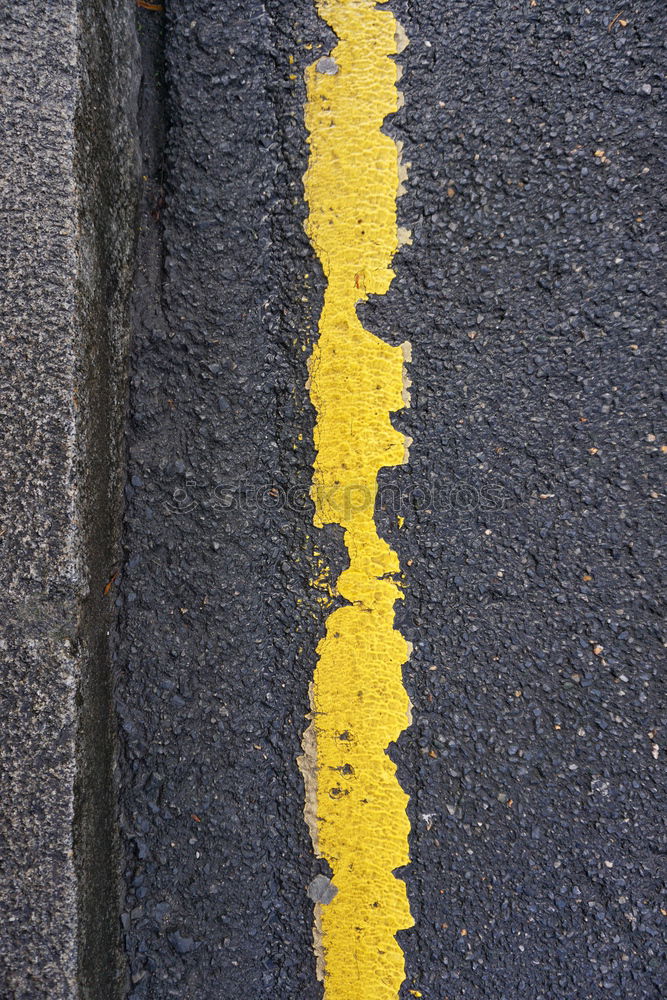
xmin=301 ymin=2 xmax=412 ymax=997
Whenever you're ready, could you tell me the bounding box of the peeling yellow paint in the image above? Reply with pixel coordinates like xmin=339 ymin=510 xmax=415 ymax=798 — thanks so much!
xmin=310 ymin=549 xmax=337 ymax=609
xmin=301 ymin=2 xmax=412 ymax=997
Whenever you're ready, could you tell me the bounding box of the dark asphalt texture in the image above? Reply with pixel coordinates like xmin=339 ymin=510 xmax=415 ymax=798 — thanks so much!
xmin=116 ymin=2 xmax=666 ymax=999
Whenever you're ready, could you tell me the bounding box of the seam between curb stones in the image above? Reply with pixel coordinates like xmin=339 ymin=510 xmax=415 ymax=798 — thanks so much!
xmin=73 ymin=3 xmax=140 ymax=998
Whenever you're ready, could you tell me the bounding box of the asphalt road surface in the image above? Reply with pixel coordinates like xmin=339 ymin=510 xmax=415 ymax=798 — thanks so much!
xmin=116 ymin=2 xmax=666 ymax=998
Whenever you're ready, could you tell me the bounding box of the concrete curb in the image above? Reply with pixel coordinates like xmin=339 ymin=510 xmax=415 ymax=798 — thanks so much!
xmin=0 ymin=3 xmax=138 ymax=997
